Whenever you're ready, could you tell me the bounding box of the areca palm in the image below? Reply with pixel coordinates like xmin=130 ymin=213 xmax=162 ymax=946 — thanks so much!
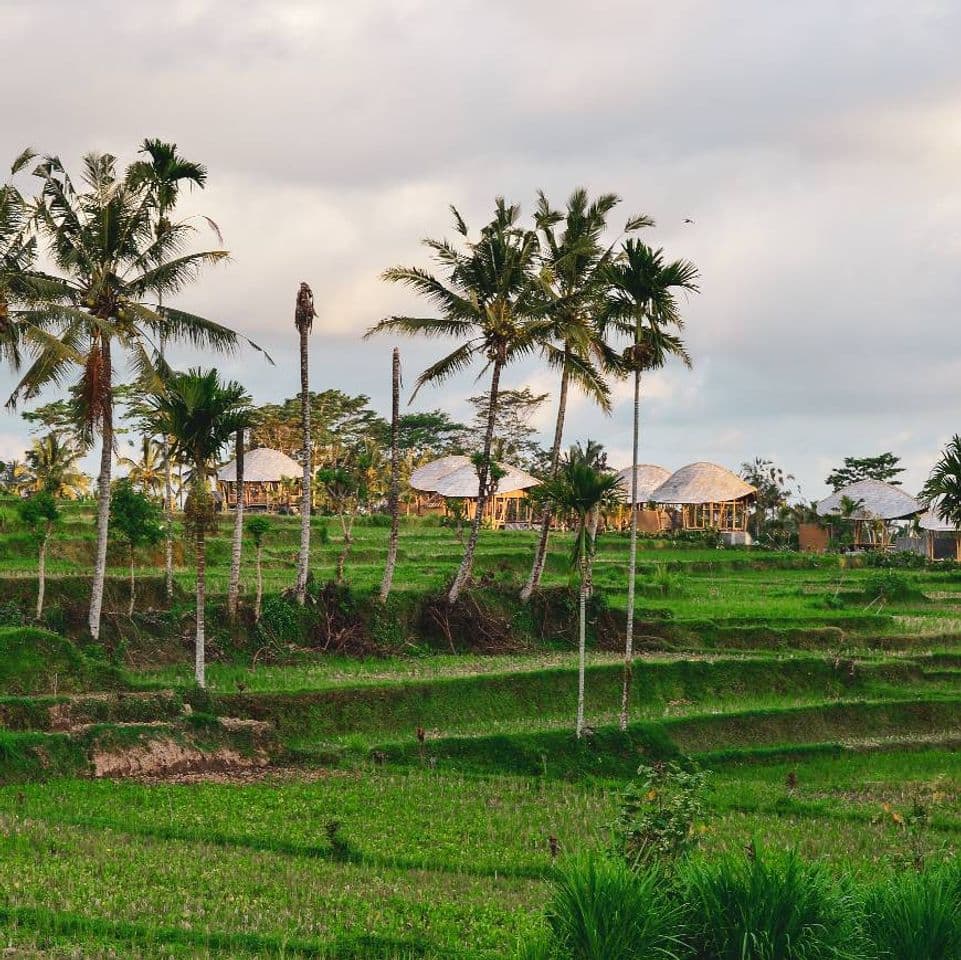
xmin=601 ymin=239 xmax=699 ymax=731
xmin=921 ymin=436 xmax=961 ymax=528
xmin=147 ymin=368 xmax=252 ymax=687
xmin=368 ymin=198 xmax=546 ymax=602
xmin=521 ymin=188 xmax=652 ymax=600
xmin=6 ymin=151 xmax=257 ymax=641
xmin=536 ymin=451 xmax=622 ymax=737
xmin=127 ymin=139 xmax=209 ymax=602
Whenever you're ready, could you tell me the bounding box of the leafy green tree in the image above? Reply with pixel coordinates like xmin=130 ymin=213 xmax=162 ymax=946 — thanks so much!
xmin=535 ymin=455 xmax=622 ymax=738
xmin=600 ymin=239 xmax=699 ymax=731
xmin=317 ymin=463 xmax=364 ymax=584
xmin=246 ymin=515 xmax=271 ymax=623
xmin=465 ymin=387 xmax=549 ymax=470
xmin=5 ymin=150 xmax=253 ymax=641
xmin=17 ymin=491 xmax=60 ymax=619
xmin=147 ymin=368 xmax=252 ymax=687
xmin=392 ymin=410 xmax=469 ymax=460
xmin=110 ymin=479 xmax=164 ymax=616
xmin=826 ymin=453 xmax=904 ymax=491
xmin=740 ymin=457 xmax=795 ymax=541
xmin=522 ymin=188 xmax=650 ymax=600
xmin=921 ymin=435 xmax=961 ymax=528
xmin=368 ymin=198 xmax=548 ymax=602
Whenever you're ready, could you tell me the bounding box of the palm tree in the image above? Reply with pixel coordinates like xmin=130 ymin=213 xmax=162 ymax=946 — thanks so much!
xmin=521 ymin=189 xmax=652 ymax=600
xmin=600 ymin=239 xmax=699 ymax=731
xmin=536 ymin=452 xmax=622 ymax=737
xmin=118 ymin=437 xmax=166 ymax=497
xmin=16 ymin=491 xmax=60 ymax=620
xmin=922 ymin=436 xmax=961 ymax=528
xmin=5 ymin=151 xmax=255 ymax=642
xmin=380 ymin=346 xmax=402 ymax=602
xmin=24 ymin=433 xmax=90 ymax=499
xmin=368 ymin=199 xmax=546 ymax=603
xmin=127 ymin=139 xmax=209 ymax=603
xmin=0 ymin=149 xmax=38 ymax=371
xmin=227 ymin=415 xmax=257 ymax=622
xmin=294 ymin=282 xmax=316 ymax=605
xmin=147 ymin=368 xmax=252 ymax=688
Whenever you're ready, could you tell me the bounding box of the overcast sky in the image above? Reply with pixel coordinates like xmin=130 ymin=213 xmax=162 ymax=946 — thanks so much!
xmin=2 ymin=0 xmax=960 ymax=500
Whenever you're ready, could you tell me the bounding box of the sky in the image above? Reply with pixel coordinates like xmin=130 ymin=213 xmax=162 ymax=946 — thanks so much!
xmin=2 ymin=0 xmax=961 ymax=501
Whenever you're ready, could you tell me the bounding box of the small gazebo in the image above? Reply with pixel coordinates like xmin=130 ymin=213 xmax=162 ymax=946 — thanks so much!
xmin=816 ymin=479 xmax=921 ymax=550
xmin=409 ymin=455 xmax=540 ymax=529
xmin=615 ymin=464 xmax=672 ymax=533
xmin=651 ymin=462 xmax=757 ymax=536
xmin=918 ymin=499 xmax=960 ymax=561
xmin=217 ymin=447 xmax=303 ymax=512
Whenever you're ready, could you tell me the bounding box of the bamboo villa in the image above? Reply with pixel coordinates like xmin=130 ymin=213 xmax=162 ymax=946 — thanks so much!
xmin=615 ymin=464 xmax=672 ymax=532
xmin=650 ymin=462 xmax=757 ymax=543
xmin=217 ymin=447 xmax=303 ymax=512
xmin=917 ymin=499 xmax=960 ymax=560
xmin=816 ymin=479 xmax=921 ymax=550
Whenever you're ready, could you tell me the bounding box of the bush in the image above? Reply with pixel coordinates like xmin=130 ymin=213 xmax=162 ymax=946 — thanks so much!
xmin=863 ymin=570 xmax=918 ymax=603
xmin=861 ymin=864 xmax=961 ymax=960
xmin=864 ymin=550 xmax=928 ymax=570
xmin=680 ymin=847 xmax=860 ymax=960
xmin=0 ymin=599 xmax=24 ymax=627
xmin=255 ymin=595 xmax=305 ymax=648
xmin=533 ymin=855 xmax=684 ymax=960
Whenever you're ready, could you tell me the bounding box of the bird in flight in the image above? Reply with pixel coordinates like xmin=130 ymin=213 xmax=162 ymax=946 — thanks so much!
xmin=683 ymin=218 xmax=695 ymax=224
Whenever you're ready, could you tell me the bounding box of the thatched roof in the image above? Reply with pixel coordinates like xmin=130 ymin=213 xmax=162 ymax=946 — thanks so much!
xmin=218 ymin=447 xmax=302 ymax=483
xmin=616 ymin=464 xmax=672 ymax=505
xmin=431 ymin=461 xmax=540 ymax=498
xmin=651 ymin=462 xmax=756 ymax=505
xmin=918 ymin=498 xmax=958 ymax=532
xmin=409 ymin=455 xmax=472 ymax=493
xmin=816 ymin=480 xmax=920 ymax=521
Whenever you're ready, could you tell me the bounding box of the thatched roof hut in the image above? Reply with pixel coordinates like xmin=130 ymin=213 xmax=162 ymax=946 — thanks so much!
xmin=616 ymin=464 xmax=672 ymax=505
xmin=432 ymin=462 xmax=539 ymax=498
xmin=217 ymin=447 xmax=302 ymax=511
xmin=918 ymin=501 xmax=957 ymax=532
xmin=651 ymin=462 xmax=756 ymax=534
xmin=816 ymin=480 xmax=920 ymax=521
xmin=409 ymin=455 xmax=472 ymax=493
xmin=918 ymin=498 xmax=960 ymax=560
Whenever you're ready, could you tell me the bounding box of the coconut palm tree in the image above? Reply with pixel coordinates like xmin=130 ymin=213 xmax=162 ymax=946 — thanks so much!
xmin=5 ymin=151 xmax=257 ymax=641
xmin=118 ymin=437 xmax=166 ymax=497
xmin=0 ymin=149 xmax=38 ymax=370
xmin=600 ymin=239 xmax=699 ymax=731
xmin=127 ymin=139 xmax=209 ymax=602
xmin=521 ymin=189 xmax=652 ymax=600
xmin=294 ymin=282 xmax=316 ymax=605
xmin=147 ymin=367 xmax=252 ymax=687
xmin=536 ymin=451 xmax=622 ymax=737
xmin=922 ymin=436 xmax=961 ymax=527
xmin=227 ymin=409 xmax=259 ymax=621
xmin=24 ymin=433 xmax=90 ymax=499
xmin=380 ymin=347 xmax=402 ymax=602
xmin=368 ymin=199 xmax=547 ymax=603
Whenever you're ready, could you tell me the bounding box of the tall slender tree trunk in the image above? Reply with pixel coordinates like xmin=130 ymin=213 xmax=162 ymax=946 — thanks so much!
xmin=195 ymin=529 xmax=207 ymax=688
xmin=254 ymin=543 xmax=264 ymax=623
xmin=448 ymin=360 xmax=502 ymax=604
xmin=36 ymin=526 xmax=49 ymax=620
xmin=295 ymin=325 xmax=311 ymax=604
xmin=89 ymin=339 xmax=112 ymax=641
xmin=163 ymin=436 xmax=174 ymax=602
xmin=619 ymin=359 xmax=642 ymax=731
xmin=227 ymin=430 xmax=245 ymax=620
xmin=380 ymin=347 xmax=401 ymax=602
xmin=576 ymin=552 xmax=587 ymax=738
xmin=521 ymin=361 xmax=570 ymax=600
xmin=128 ymin=548 xmax=136 ymax=617
xmin=585 ymin=507 xmax=600 ymax=598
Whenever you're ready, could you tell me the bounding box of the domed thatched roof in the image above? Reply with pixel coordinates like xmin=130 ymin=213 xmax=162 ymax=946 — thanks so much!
xmin=432 ymin=462 xmax=540 ymax=498
xmin=816 ymin=479 xmax=920 ymax=521
xmin=409 ymin=455 xmax=472 ymax=493
xmin=651 ymin=462 xmax=756 ymax=505
xmin=616 ymin=464 xmax=672 ymax=505
xmin=917 ymin=497 xmax=957 ymax=532
xmin=218 ymin=447 xmax=302 ymax=483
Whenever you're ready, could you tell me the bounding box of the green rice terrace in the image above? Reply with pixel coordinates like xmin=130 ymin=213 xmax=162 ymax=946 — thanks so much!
xmin=3 ymin=503 xmax=961 ymax=957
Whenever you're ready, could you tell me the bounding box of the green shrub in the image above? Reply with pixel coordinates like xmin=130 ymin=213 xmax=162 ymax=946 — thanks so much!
xmin=863 ymin=570 xmax=917 ymax=602
xmin=861 ymin=864 xmax=961 ymax=960
xmin=535 ymin=855 xmax=684 ymax=960
xmin=0 ymin=599 xmax=24 ymax=627
xmin=255 ymin=595 xmax=305 ymax=647
xmin=680 ymin=847 xmax=860 ymax=960
xmin=865 ymin=550 xmax=928 ymax=570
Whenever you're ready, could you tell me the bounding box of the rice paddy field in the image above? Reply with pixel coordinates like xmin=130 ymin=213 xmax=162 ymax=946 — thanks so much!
xmin=3 ymin=502 xmax=961 ymax=957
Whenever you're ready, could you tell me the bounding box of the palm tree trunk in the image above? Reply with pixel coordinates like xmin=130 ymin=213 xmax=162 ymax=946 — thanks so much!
xmin=379 ymin=348 xmax=401 ymax=602
xmin=36 ymin=526 xmax=48 ymax=620
xmin=163 ymin=435 xmax=174 ymax=602
xmin=619 ymin=362 xmax=642 ymax=731
xmin=295 ymin=326 xmax=311 ymax=604
xmin=195 ymin=528 xmax=207 ymax=688
xmin=521 ymin=362 xmax=570 ymax=601
xmin=227 ymin=430 xmax=245 ymax=620
xmin=585 ymin=507 xmax=600 ymax=598
xmin=88 ymin=340 xmax=112 ymax=642
xmin=128 ymin=548 xmax=136 ymax=617
xmin=254 ymin=543 xmax=263 ymax=623
xmin=448 ymin=360 xmax=502 ymax=604
xmin=576 ymin=554 xmax=587 ymax=739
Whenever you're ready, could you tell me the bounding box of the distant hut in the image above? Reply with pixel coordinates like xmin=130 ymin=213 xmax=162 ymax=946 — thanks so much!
xmin=217 ymin=447 xmax=303 ymax=513
xmin=918 ymin=499 xmax=960 ymax=561
xmin=816 ymin=479 xmax=920 ymax=550
xmin=408 ymin=455 xmax=472 ymax=515
xmin=651 ymin=462 xmax=757 ymax=541
xmin=409 ymin=455 xmax=540 ymax=528
xmin=615 ymin=464 xmax=672 ymax=533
